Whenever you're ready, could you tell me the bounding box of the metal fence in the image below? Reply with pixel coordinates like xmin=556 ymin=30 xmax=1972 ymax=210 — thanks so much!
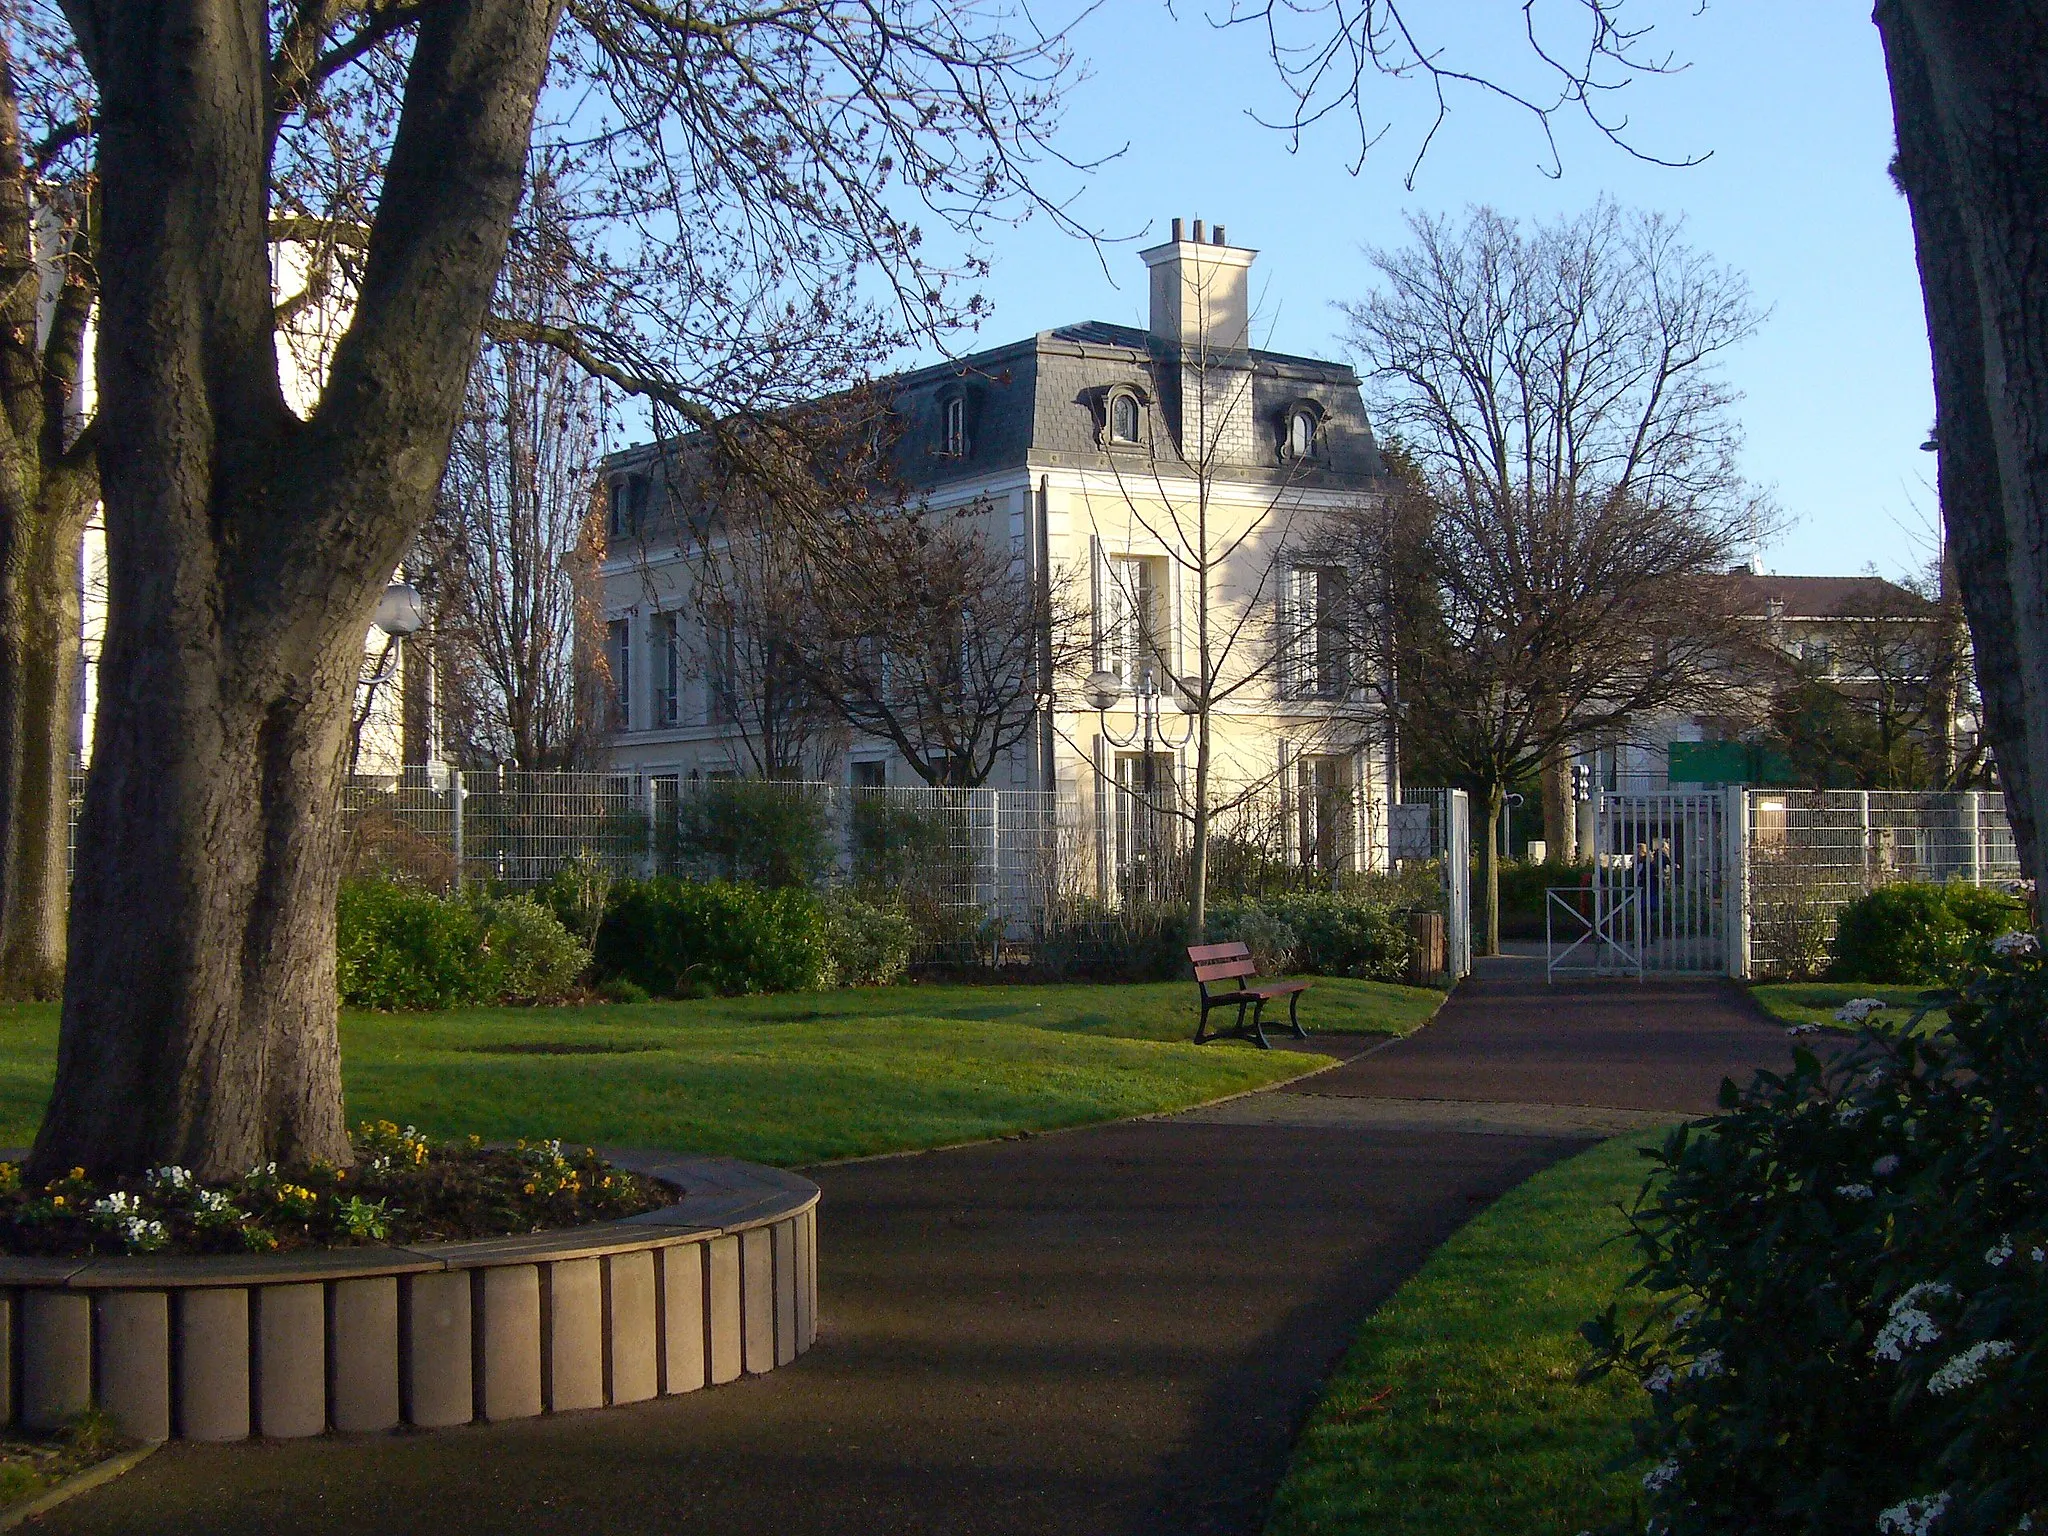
xmin=1397 ymin=787 xmax=1472 ymax=978
xmin=1743 ymin=788 xmax=2023 ymax=977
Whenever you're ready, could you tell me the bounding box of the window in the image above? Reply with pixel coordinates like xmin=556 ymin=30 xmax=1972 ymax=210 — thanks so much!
xmin=705 ymin=622 xmax=738 ymax=725
xmin=607 ymin=618 xmax=631 ymax=729
xmin=1284 ymin=408 xmax=1318 ymax=461
xmin=1295 ymin=754 xmax=1350 ymax=872
xmin=850 ymin=759 xmax=886 ymax=790
xmin=1114 ymin=751 xmax=1179 ymax=903
xmin=1104 ymin=554 xmax=1169 ymax=687
xmin=1110 ymin=390 xmax=1141 ymax=445
xmin=653 ymin=612 xmax=681 ymax=725
xmin=1283 ymin=566 xmax=1349 ymax=697
xmin=942 ymin=395 xmax=968 ymax=457
xmin=607 ymin=473 xmax=650 ymax=540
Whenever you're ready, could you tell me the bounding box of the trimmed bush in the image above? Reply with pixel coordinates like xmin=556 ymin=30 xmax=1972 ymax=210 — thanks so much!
xmin=1204 ymin=904 xmax=1298 ymax=975
xmin=821 ymin=892 xmax=915 ymax=987
xmin=670 ymin=781 xmax=833 ymax=889
xmin=1830 ymin=880 xmax=2027 ymax=985
xmin=594 ymin=878 xmax=828 ymax=996
xmin=1254 ymin=892 xmax=1409 ymax=981
xmin=337 ymin=879 xmax=492 ymax=1010
xmin=336 ymin=879 xmax=590 ymax=1009
xmin=1586 ymin=946 xmax=2048 ymax=1535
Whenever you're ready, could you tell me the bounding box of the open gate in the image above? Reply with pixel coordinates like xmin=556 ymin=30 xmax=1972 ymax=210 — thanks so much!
xmin=1548 ymin=791 xmax=1733 ymax=979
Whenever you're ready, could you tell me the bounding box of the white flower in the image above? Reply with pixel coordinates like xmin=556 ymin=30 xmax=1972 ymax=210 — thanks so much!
xmin=1836 ymin=997 xmax=1890 ymax=1025
xmin=1927 ymin=1339 xmax=2015 ymax=1396
xmin=1987 ymin=1236 xmax=2014 ymax=1268
xmin=1992 ymin=931 xmax=2040 ymax=957
xmin=89 ymin=1191 xmax=138 ymax=1223
xmin=1686 ymin=1350 xmax=1725 ymax=1380
xmin=1787 ymin=1022 xmax=1823 ymax=1036
xmin=146 ymin=1165 xmax=191 ymax=1192
xmin=1837 ymin=1184 xmax=1876 ymax=1200
xmin=1874 ymin=1155 xmax=1902 ymax=1178
xmin=1643 ymin=1364 xmax=1674 ymax=1395
xmin=1642 ymin=1458 xmax=1680 ymax=1493
xmin=1877 ymin=1491 xmax=1950 ymax=1536
xmin=118 ymin=1217 xmax=168 ymax=1253
xmin=1835 ymin=1103 xmax=1867 ymax=1127
xmin=1873 ymin=1284 xmax=1954 ymax=1362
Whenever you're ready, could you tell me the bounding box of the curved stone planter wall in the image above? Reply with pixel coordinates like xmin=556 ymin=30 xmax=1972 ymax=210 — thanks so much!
xmin=0 ymin=1156 xmax=817 ymax=1442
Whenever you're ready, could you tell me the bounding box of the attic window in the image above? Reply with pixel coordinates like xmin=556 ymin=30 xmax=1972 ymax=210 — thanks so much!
xmin=1284 ymin=407 xmax=1319 ymax=461
xmin=1110 ymin=390 xmax=1141 ymax=445
xmin=942 ymin=395 xmax=968 ymax=457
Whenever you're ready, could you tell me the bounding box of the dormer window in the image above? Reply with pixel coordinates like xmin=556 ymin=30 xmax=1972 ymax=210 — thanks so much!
xmin=1284 ymin=406 xmax=1319 ymax=461
xmin=942 ymin=395 xmax=968 ymax=457
xmin=1111 ymin=391 xmax=1141 ymax=444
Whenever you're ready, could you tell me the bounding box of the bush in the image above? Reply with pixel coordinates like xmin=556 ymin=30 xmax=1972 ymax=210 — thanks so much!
xmin=475 ymin=895 xmax=590 ymax=1002
xmin=336 ymin=879 xmax=589 ymax=1009
xmin=670 ymin=781 xmax=833 ymax=889
xmin=1205 ymin=904 xmax=1298 ymax=975
xmin=594 ymin=878 xmax=828 ymax=996
xmin=1034 ymin=901 xmax=1191 ymax=982
xmin=337 ymin=879 xmax=493 ymax=1010
xmin=1585 ymin=944 xmax=2048 ymax=1535
xmin=1253 ymin=892 xmax=1409 ymax=981
xmin=536 ymin=848 xmax=614 ymax=946
xmin=1830 ymin=880 xmax=2027 ymax=985
xmin=821 ymin=892 xmax=914 ymax=986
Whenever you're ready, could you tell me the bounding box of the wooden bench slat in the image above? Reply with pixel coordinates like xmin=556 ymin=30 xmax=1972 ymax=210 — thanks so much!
xmin=1193 ymin=959 xmax=1257 ymax=983
xmin=1186 ymin=941 xmax=1250 ymax=962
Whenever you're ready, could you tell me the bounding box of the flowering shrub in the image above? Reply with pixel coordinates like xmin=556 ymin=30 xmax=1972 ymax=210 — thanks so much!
xmin=1583 ymin=948 xmax=2048 ymax=1534
xmin=0 ymin=1122 xmax=661 ymax=1257
xmin=1830 ymin=880 xmax=2028 ymax=986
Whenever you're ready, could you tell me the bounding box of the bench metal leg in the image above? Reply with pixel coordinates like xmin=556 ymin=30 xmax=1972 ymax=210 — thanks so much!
xmin=1287 ymin=990 xmax=1307 ymax=1040
xmin=1247 ymin=997 xmax=1271 ymax=1050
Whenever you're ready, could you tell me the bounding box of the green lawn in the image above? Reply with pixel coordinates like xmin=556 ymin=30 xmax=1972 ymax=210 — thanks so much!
xmin=1265 ymin=1134 xmax=1663 ymax=1536
xmin=0 ymin=977 xmax=1442 ymax=1167
xmin=1748 ymin=982 xmax=1951 ymax=1034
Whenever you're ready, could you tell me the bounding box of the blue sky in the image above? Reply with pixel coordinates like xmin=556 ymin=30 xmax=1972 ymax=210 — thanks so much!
xmin=921 ymin=1 xmax=1934 ymax=579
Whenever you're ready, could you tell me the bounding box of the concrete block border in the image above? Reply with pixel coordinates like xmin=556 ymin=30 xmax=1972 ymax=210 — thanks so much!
xmin=0 ymin=1156 xmax=818 ymax=1442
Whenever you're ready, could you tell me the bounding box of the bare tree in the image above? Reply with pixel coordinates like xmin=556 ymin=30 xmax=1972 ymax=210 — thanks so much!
xmin=792 ymin=500 xmax=1088 ymax=787
xmin=1316 ymin=204 xmax=1771 ymax=953
xmin=33 ymin=1 xmax=1088 ymax=1179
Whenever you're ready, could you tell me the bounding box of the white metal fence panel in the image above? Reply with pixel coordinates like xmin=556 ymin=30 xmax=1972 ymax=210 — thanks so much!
xmin=1743 ymin=788 xmax=2022 ymax=977
xmin=1399 ymin=787 xmax=1471 ymax=978
xmin=1551 ymin=791 xmax=1730 ymax=977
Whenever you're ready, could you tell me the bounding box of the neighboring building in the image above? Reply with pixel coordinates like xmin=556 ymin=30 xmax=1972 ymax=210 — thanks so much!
xmin=1584 ymin=570 xmax=1971 ymax=793
xmin=597 ymin=220 xmax=1399 ymax=891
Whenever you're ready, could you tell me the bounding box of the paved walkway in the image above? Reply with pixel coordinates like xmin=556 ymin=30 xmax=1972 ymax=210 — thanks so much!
xmin=43 ymin=965 xmax=1794 ymax=1536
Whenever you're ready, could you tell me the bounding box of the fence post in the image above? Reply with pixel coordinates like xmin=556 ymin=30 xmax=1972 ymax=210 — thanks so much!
xmin=1967 ymin=789 xmax=1982 ymax=886
xmin=450 ymin=769 xmax=466 ymax=892
xmin=1858 ymin=790 xmax=1872 ymax=891
xmin=640 ymin=777 xmax=657 ymax=879
xmin=1725 ymin=784 xmax=1750 ymax=979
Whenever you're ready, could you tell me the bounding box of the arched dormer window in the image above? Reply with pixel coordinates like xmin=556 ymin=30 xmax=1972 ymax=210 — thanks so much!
xmin=1100 ymin=384 xmax=1149 ymax=448
xmin=934 ymin=385 xmax=973 ymax=459
xmin=1280 ymin=400 xmax=1326 ymax=463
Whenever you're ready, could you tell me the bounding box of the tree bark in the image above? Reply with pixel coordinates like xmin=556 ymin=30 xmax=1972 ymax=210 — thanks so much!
xmin=33 ymin=0 xmax=559 ymax=1179
xmin=1539 ymin=750 xmax=1575 ymax=864
xmin=1477 ymin=780 xmax=1503 ymax=957
xmin=1876 ymin=0 xmax=2048 ymax=884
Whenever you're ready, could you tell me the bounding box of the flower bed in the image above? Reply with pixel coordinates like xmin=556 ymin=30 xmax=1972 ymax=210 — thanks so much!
xmin=0 ymin=1123 xmax=666 ymax=1257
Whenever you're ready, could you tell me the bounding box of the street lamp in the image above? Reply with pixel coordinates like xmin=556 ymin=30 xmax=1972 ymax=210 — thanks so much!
xmin=364 ymin=580 xmax=425 ymax=687
xmin=1087 ymin=666 xmax=1193 ymax=755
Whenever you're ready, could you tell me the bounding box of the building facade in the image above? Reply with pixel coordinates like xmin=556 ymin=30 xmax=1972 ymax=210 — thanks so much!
xmin=597 ymin=222 xmax=1399 ymax=891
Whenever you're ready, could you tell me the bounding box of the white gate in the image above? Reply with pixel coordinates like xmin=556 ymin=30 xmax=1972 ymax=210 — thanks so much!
xmin=1397 ymin=788 xmax=1472 ymax=979
xmin=1549 ymin=790 xmax=1734 ymax=979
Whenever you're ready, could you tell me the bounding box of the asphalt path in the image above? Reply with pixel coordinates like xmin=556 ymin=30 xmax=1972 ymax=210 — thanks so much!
xmin=41 ymin=964 xmax=1792 ymax=1536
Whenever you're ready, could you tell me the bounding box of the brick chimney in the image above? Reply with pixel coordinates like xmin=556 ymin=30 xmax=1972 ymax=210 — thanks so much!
xmin=1140 ymin=217 xmax=1256 ymax=354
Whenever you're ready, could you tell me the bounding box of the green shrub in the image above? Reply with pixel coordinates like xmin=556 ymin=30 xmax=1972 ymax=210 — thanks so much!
xmin=1254 ymin=892 xmax=1410 ymax=981
xmin=1034 ymin=901 xmax=1191 ymax=981
xmin=1585 ymin=942 xmax=2048 ymax=1535
xmin=670 ymin=781 xmax=833 ymax=889
xmin=476 ymin=895 xmax=590 ymax=1001
xmin=821 ymin=892 xmax=915 ymax=986
xmin=337 ymin=879 xmax=493 ymax=1010
xmin=1205 ymin=904 xmax=1298 ymax=975
xmin=594 ymin=878 xmax=828 ymax=996
xmin=536 ymin=848 xmax=614 ymax=945
xmin=1830 ymin=880 xmax=2027 ymax=985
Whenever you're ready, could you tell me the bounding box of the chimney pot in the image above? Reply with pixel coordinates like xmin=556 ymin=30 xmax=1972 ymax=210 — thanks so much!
xmin=1170 ymin=217 xmax=1183 ymax=242
xmin=1213 ymin=224 xmax=1226 ymax=246
xmin=1191 ymin=219 xmax=1205 ymax=243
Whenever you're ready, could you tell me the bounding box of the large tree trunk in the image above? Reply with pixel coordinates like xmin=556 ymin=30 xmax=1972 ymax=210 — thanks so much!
xmin=1876 ymin=1 xmax=2048 ymax=884
xmin=33 ymin=0 xmax=558 ymax=1180
xmin=1477 ymin=780 xmax=1503 ymax=957
xmin=0 ymin=484 xmax=90 ymax=999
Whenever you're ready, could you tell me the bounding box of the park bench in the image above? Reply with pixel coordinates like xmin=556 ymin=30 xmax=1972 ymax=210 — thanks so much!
xmin=1187 ymin=941 xmax=1311 ymax=1050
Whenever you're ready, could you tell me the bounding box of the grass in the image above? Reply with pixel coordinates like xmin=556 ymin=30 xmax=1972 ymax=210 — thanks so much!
xmin=1748 ymin=982 xmax=1951 ymax=1035
xmin=1264 ymin=1134 xmax=1664 ymax=1536
xmin=0 ymin=977 xmax=1442 ymax=1167
xmin=0 ymin=1411 xmax=132 ymax=1511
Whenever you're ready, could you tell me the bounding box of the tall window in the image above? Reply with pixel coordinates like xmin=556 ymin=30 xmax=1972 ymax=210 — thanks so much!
xmin=942 ymin=396 xmax=968 ymax=457
xmin=608 ymin=474 xmax=650 ymax=540
xmin=1105 ymin=554 xmax=1169 ymax=687
xmin=1296 ymin=754 xmax=1350 ymax=872
xmin=1284 ymin=408 xmax=1318 ymax=461
xmin=705 ymin=622 xmax=738 ymax=725
xmin=1284 ymin=566 xmax=1349 ymax=697
xmin=607 ymin=618 xmax=631 ymax=729
xmin=1110 ymin=391 xmax=1141 ymax=444
xmin=653 ymin=612 xmax=681 ymax=725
